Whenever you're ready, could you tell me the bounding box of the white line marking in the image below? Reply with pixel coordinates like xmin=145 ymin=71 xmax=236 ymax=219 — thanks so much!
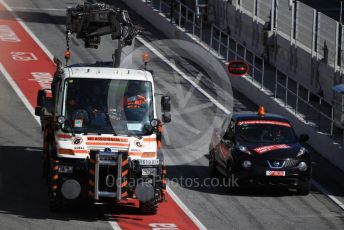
xmin=0 ymin=63 xmax=40 ymax=125
xmin=167 ymin=186 xmax=207 ymax=230
xmin=0 ymin=0 xmax=54 ymax=61
xmin=136 ymin=36 xmax=231 ymax=115
xmin=108 ymin=221 xmax=122 ymax=230
xmin=312 ymin=179 xmax=344 ymax=211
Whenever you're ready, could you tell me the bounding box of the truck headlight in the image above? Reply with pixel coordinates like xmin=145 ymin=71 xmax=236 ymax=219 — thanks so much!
xmin=142 ymin=167 xmax=157 ymax=176
xmin=298 ymin=162 xmax=308 ymax=171
xmin=58 ymin=165 xmax=73 ymax=173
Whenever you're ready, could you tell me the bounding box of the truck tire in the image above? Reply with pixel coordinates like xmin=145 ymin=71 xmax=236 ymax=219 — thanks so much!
xmin=139 ymin=199 xmax=157 ymax=215
xmin=49 ymin=193 xmax=66 ymax=212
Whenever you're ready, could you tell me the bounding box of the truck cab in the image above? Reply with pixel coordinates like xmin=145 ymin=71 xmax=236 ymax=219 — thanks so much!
xmin=36 ymin=65 xmax=171 ymax=214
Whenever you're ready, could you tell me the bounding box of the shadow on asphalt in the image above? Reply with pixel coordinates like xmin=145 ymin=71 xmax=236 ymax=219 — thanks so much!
xmin=0 ymin=146 xmax=105 ymax=222
xmin=166 ymin=154 xmax=323 ymax=198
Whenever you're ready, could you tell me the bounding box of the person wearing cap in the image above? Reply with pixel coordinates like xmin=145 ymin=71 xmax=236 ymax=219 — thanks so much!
xmin=121 ymin=81 xmax=147 ymax=109
xmin=120 ymin=81 xmax=148 ymax=122
xmin=66 ymin=98 xmax=89 ymax=128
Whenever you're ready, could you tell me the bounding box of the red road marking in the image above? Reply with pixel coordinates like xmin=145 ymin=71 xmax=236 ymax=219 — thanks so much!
xmin=0 ymin=4 xmax=55 ymax=106
xmin=0 ymin=3 xmax=201 ymax=230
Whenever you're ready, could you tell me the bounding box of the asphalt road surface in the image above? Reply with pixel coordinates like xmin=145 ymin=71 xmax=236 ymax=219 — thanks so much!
xmin=0 ymin=0 xmax=344 ymax=229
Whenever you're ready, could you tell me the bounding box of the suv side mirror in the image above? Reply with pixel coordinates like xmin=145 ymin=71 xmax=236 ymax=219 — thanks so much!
xmin=162 ymin=113 xmax=171 ymax=123
xmin=224 ymin=131 xmax=234 ymax=140
xmin=35 ymin=107 xmax=42 ymax=116
xmin=37 ymin=89 xmax=45 ymax=107
xmin=299 ymin=134 xmax=309 ymax=143
xmin=161 ymin=95 xmax=171 ymax=112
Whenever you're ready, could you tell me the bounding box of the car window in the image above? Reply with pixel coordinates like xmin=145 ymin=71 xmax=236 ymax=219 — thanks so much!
xmin=236 ymin=120 xmax=297 ymax=144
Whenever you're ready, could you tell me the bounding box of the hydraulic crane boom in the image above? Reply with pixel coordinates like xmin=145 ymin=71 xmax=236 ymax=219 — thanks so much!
xmin=65 ymin=2 xmax=138 ymax=67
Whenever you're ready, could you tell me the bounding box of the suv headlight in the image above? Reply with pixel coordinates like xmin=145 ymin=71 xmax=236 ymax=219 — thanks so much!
xmin=297 ymin=147 xmax=307 ymax=157
xmin=298 ymin=162 xmax=308 ymax=171
xmin=238 ymin=146 xmax=252 ymax=155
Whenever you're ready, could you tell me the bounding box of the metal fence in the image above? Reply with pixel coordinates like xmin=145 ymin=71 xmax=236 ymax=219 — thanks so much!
xmin=140 ymin=0 xmax=340 ymax=142
xmin=295 ymin=2 xmax=316 ymax=53
xmin=257 ymin=0 xmax=273 ymax=23
xmin=241 ymin=0 xmax=255 ymax=16
xmin=276 ymin=0 xmax=294 ymax=40
xmin=317 ymin=13 xmax=339 ymax=67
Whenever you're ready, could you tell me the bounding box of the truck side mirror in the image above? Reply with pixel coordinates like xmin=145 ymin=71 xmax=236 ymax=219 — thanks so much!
xmin=35 ymin=107 xmax=42 ymax=116
xmin=162 ymin=113 xmax=171 ymax=123
xmin=161 ymin=95 xmax=171 ymax=112
xmin=299 ymin=134 xmax=309 ymax=143
xmin=37 ymin=89 xmax=45 ymax=107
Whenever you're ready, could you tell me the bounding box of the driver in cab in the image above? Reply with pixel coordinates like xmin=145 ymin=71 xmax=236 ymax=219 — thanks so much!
xmin=121 ymin=81 xmax=147 ymax=109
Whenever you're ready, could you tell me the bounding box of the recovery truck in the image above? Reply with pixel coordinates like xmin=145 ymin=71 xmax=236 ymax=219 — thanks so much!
xmin=35 ymin=2 xmax=171 ymax=214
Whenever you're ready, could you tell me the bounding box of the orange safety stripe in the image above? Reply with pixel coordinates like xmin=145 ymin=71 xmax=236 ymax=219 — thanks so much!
xmin=58 ymin=148 xmax=89 ymax=155
xmin=121 ymin=181 xmax=128 ymax=187
xmin=141 ymin=152 xmax=157 ymax=158
xmin=52 ymin=174 xmax=58 ymax=180
xmin=121 ymin=159 xmax=128 ymax=166
xmin=87 ymin=137 xmax=128 ymax=142
xmin=53 ymin=165 xmax=58 ymax=171
xmin=89 ymin=180 xmax=95 ymax=186
xmin=122 ymin=170 xmax=128 ymax=177
xmin=86 ymin=142 xmax=129 ymax=147
xmin=162 ymin=179 xmax=167 ymax=184
xmin=57 ymin=134 xmax=72 ymax=139
xmin=121 ymin=192 xmax=128 ymax=198
xmin=52 ymin=185 xmax=58 ymax=191
xmin=128 ymin=152 xmax=157 ymax=158
xmin=143 ymin=137 xmax=156 ymax=142
xmin=128 ymin=152 xmax=142 ymax=156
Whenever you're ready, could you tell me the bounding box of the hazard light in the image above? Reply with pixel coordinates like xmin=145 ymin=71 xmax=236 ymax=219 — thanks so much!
xmin=258 ymin=106 xmax=265 ymax=116
xmin=227 ymin=60 xmax=249 ymax=76
xmin=64 ymin=50 xmax=71 ymax=60
xmin=143 ymin=52 xmax=150 ymax=63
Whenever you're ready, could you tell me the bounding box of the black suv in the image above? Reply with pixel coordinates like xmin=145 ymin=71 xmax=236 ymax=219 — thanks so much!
xmin=209 ymin=107 xmax=312 ymax=195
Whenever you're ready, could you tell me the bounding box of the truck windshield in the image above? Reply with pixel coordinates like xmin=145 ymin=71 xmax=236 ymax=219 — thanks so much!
xmin=236 ymin=121 xmax=297 ymax=144
xmin=63 ymin=78 xmax=154 ymax=135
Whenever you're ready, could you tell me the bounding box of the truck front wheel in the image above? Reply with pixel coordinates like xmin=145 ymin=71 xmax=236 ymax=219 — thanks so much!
xmin=139 ymin=199 xmax=157 ymax=215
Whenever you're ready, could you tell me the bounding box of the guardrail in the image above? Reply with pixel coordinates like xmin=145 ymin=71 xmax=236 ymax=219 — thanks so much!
xmin=141 ymin=0 xmax=342 ymax=144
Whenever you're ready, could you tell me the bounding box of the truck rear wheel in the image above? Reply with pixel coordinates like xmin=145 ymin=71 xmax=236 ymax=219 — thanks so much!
xmin=139 ymin=199 xmax=157 ymax=215
xmin=49 ymin=193 xmax=66 ymax=212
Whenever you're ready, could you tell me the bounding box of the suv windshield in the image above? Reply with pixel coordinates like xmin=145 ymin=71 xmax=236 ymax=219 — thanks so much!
xmin=236 ymin=120 xmax=297 ymax=144
xmin=63 ymin=78 xmax=154 ymax=135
